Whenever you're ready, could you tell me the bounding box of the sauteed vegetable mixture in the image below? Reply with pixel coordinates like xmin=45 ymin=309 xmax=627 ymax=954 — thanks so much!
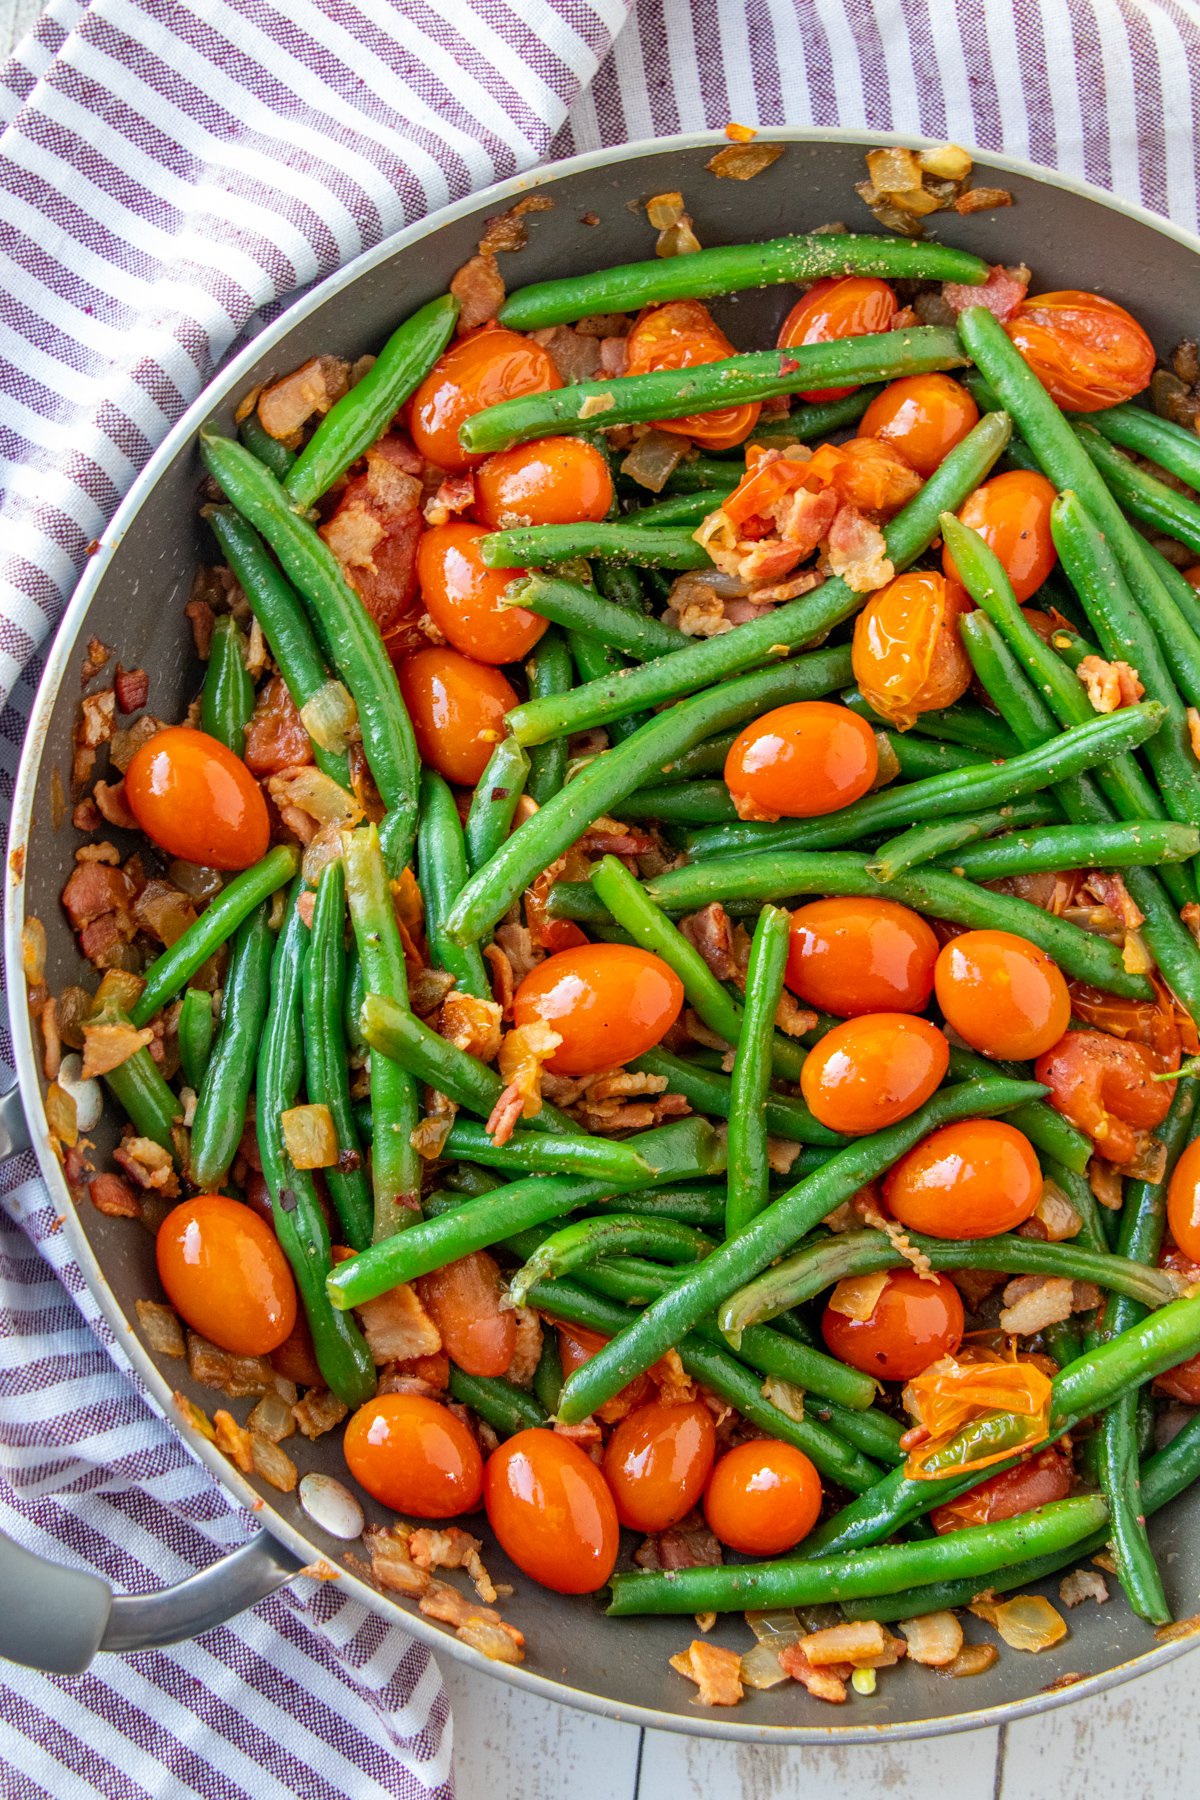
xmin=40 ymin=148 xmax=1200 ymax=1702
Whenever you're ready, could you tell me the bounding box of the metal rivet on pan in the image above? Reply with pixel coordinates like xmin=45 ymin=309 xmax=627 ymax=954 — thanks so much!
xmin=299 ymin=1472 xmax=366 ymax=1540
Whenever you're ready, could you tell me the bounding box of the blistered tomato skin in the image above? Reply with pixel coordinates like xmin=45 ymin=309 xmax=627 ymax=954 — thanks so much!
xmin=156 ymin=1194 xmax=297 ymax=1357
xmin=777 ymin=276 xmax=899 ymax=403
xmin=513 ymin=943 xmax=685 ymax=1075
xmin=800 ymin=1013 xmax=949 ymax=1135
xmin=624 ymin=301 xmax=760 ymax=451
xmin=417 ymin=1252 xmax=516 ymax=1378
xmin=601 ymin=1400 xmax=717 ymax=1533
xmin=416 ymin=522 xmax=546 ymax=665
xmin=704 ymin=1442 xmax=823 ymax=1556
xmin=125 ymin=727 xmax=270 ymax=871
xmin=935 ymin=929 xmax=1071 ymax=1061
xmin=485 ymin=1429 xmax=619 ymax=1594
xmin=344 ymin=1393 xmax=484 ymax=1518
xmin=860 ymin=373 xmax=980 ymax=478
xmin=883 ymin=1119 xmax=1043 ymax=1239
xmin=409 ymin=327 xmax=562 ymax=471
xmin=1005 ymin=290 xmax=1156 ymax=413
xmin=851 ymin=570 xmax=973 ymax=728
xmin=395 ymin=647 xmax=518 ymax=787
xmin=820 ymin=1267 xmax=965 ymax=1381
xmin=1167 ymin=1138 xmax=1200 ymax=1264
xmin=786 ymin=897 xmax=939 ymax=1018
xmin=1035 ymin=1030 xmax=1172 ymax=1165
xmin=943 ymin=469 xmax=1058 ymax=604
xmin=930 ymin=1446 xmax=1073 ymax=1533
xmin=474 ymin=436 xmax=614 ymax=529
xmin=723 ymin=701 xmax=878 ymax=823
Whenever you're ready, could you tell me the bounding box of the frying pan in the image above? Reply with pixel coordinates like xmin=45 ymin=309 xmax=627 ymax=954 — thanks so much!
xmin=5 ymin=129 xmax=1200 ymax=1741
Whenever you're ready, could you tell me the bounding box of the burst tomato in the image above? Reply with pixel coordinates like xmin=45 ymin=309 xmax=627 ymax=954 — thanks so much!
xmin=851 ymin=570 xmax=973 ymax=728
xmin=344 ymin=1393 xmax=484 ymax=1517
xmin=943 ymin=469 xmax=1058 ymax=603
xmin=722 ymin=701 xmax=878 ymax=822
xmin=156 ymin=1193 xmax=297 ymax=1357
xmin=485 ymin=1429 xmax=619 ymax=1593
xmin=820 ymin=1267 xmax=965 ymax=1382
xmin=777 ymin=276 xmax=898 ymax=402
xmin=410 ymin=327 xmax=562 ymax=471
xmin=417 ymin=1252 xmax=515 ymax=1378
xmin=703 ymin=1442 xmax=823 ymax=1556
xmin=930 ymin=1446 xmax=1073 ymax=1533
xmin=624 ymin=300 xmax=760 ymax=451
xmin=474 ymin=436 xmax=613 ymax=529
xmin=860 ymin=373 xmax=980 ymax=477
xmin=883 ymin=1119 xmax=1042 ymax=1239
xmin=125 ymin=726 xmax=270 ymax=870
xmin=1005 ymin=290 xmax=1155 ymax=412
xmin=1034 ymin=1029 xmax=1172 ymax=1166
xmin=416 ymin=522 xmax=546 ymax=665
xmin=935 ymin=929 xmax=1071 ymax=1061
xmin=800 ymin=1013 xmax=949 ymax=1134
xmin=601 ymin=1400 xmax=717 ymax=1533
xmin=786 ymin=897 xmax=939 ymax=1018
xmin=513 ymin=943 xmax=684 ymax=1075
xmin=395 ymin=646 xmax=518 ymax=786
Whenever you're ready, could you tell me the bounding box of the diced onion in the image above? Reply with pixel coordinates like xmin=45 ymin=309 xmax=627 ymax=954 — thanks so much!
xmin=739 ymin=1643 xmax=791 ymax=1690
xmin=44 ymin=1081 xmax=78 ymax=1148
xmin=22 ymin=918 xmax=46 ymax=987
xmin=969 ymin=1594 xmax=1067 ymax=1652
xmin=827 ymin=1271 xmax=890 ymax=1321
xmin=620 ymin=430 xmax=688 ymax=494
xmin=706 ymin=143 xmax=785 ymax=181
xmin=300 ymin=679 xmax=359 ymax=755
xmin=762 ymin=1376 xmax=805 ymax=1421
xmin=865 ymin=146 xmax=924 ymax=195
xmin=947 ymin=1642 xmax=998 ymax=1678
xmin=281 ymin=1103 xmax=338 ymax=1169
xmin=918 ymin=143 xmax=973 ymax=181
xmin=898 ymin=1610 xmax=963 ymax=1668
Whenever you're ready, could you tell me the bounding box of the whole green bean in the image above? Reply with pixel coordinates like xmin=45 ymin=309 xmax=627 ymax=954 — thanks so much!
xmin=285 ymin=295 xmax=459 ymax=509
xmin=629 ymin=1046 xmax=844 ymax=1146
xmin=98 ymin=1014 xmax=181 ymax=1156
xmin=566 ymin=629 xmax=650 ymax=745
xmin=485 ymin=526 xmax=709 ymax=573
xmin=944 ymin=1047 xmax=1091 ymax=1175
xmin=726 ymin=906 xmax=790 ymax=1237
xmin=499 ymin=573 xmax=689 ymax=657
xmin=302 ymin=860 xmax=373 ymax=1253
xmin=532 ymin=1332 xmax=564 ymax=1416
xmin=464 ymin=735 xmax=530 ymax=874
xmin=447 ymin=1366 xmax=547 ymax=1436
xmin=886 ymin=733 xmax=990 ymax=779
xmin=624 ymin=489 xmax=732 ymax=528
xmin=618 ymin=781 xmax=738 ymax=824
xmin=509 ymin=1214 xmax=714 ymax=1307
xmin=200 ymin=615 xmax=255 ymax=755
xmin=1076 ymin=422 xmax=1200 ymax=557
xmin=1077 ymin=401 xmax=1200 ymax=494
xmin=868 ymin=799 xmax=1059 ymax=882
xmin=416 ymin=771 xmax=492 ymax=1003
xmin=586 ymin=1185 xmax=733 ymax=1229
xmin=524 ymin=629 xmax=573 ymax=805
xmin=648 ymin=455 xmax=750 ymax=494
xmin=189 ymin=901 xmax=275 ymax=1192
xmin=841 ymin=686 xmax=1022 ymax=758
xmin=593 ymin=561 xmax=652 ymax=614
xmin=442 ymin=1118 xmax=654 ymax=1186
xmin=177 ymin=987 xmax=214 ymax=1092
xmin=751 ymin=387 xmax=881 ymax=447
xmin=945 ymin=819 xmax=1199 ymax=880
xmin=130 ymin=845 xmax=299 ymax=1028
xmin=650 ymin=728 xmax=743 ymax=785
xmin=238 ymin=409 xmax=295 ymax=481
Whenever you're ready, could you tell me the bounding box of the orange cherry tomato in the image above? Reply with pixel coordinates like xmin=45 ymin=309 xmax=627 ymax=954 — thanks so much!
xmin=820 ymin=1267 xmax=964 ymax=1382
xmin=1155 ymin=1352 xmax=1200 ymax=1404
xmin=601 ymin=1399 xmax=717 ymax=1533
xmin=943 ymin=469 xmax=1058 ymax=604
xmin=703 ymin=1441 xmax=823 ymax=1556
xmin=1183 ymin=566 xmax=1200 ymax=593
xmin=417 ymin=1252 xmax=515 ymax=1378
xmin=800 ymin=1013 xmax=949 ymax=1135
xmin=409 ymin=326 xmax=562 ymax=471
xmin=415 ymin=522 xmax=546 ymax=665
xmin=860 ymin=374 xmax=980 ymax=478
xmin=777 ymin=275 xmax=898 ymax=402
xmin=513 ymin=943 xmax=684 ymax=1075
xmin=803 ymin=435 xmax=921 ymax=520
xmin=1034 ymin=1029 xmax=1172 ymax=1165
xmin=930 ymin=1445 xmax=1073 ymax=1533
xmin=722 ymin=701 xmax=878 ymax=823
xmin=474 ymin=436 xmax=613 ymax=529
xmin=851 ymin=570 xmax=973 ymax=728
xmin=624 ymin=300 xmax=760 ymax=451
xmin=125 ymin=726 xmax=270 ymax=871
xmin=1005 ymin=290 xmax=1155 ymax=413
xmin=883 ymin=1119 xmax=1042 ymax=1239
xmin=344 ymin=1393 xmax=484 ymax=1518
xmin=786 ymin=897 xmax=939 ymax=1019
xmin=395 ymin=646 xmax=518 ymax=786
xmin=485 ymin=1428 xmax=619 ymax=1593
xmin=1167 ymin=1137 xmax=1200 ymax=1264
xmin=935 ymin=929 xmax=1071 ymax=1061
xmin=156 ymin=1193 xmax=296 ymax=1357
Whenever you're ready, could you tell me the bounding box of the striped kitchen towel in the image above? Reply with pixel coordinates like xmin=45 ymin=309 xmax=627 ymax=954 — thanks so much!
xmin=1 ymin=2 xmax=1198 ymax=1796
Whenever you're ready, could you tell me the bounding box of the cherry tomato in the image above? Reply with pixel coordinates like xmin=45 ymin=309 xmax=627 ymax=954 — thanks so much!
xmin=125 ymin=726 xmax=270 ymax=871
xmin=943 ymin=469 xmax=1058 ymax=604
xmin=416 ymin=522 xmax=546 ymax=665
xmin=513 ymin=943 xmax=684 ymax=1075
xmin=417 ymin=1251 xmax=515 ymax=1378
xmin=1034 ymin=1029 xmax=1172 ymax=1166
xmin=935 ymin=929 xmax=1071 ymax=1061
xmin=851 ymin=570 xmax=973 ymax=728
xmin=883 ymin=1119 xmax=1042 ymax=1239
xmin=556 ymin=1322 xmax=654 ymax=1423
xmin=1155 ymin=1353 xmax=1200 ymax=1404
xmin=1167 ymin=1137 xmax=1200 ymax=1264
xmin=723 ymin=701 xmax=878 ymax=822
xmin=344 ymin=1393 xmax=484 ymax=1517
xmin=409 ymin=327 xmax=561 ymax=471
xmin=1067 ymin=982 xmax=1186 ymax=1067
xmin=1183 ymin=566 xmax=1200 ymax=593
xmin=1005 ymin=290 xmax=1155 ymax=413
xmin=801 ymin=436 xmax=921 ymax=520
xmin=820 ymin=1267 xmax=964 ymax=1381
xmin=601 ymin=1400 xmax=717 ymax=1533
xmin=485 ymin=1428 xmax=619 ymax=1593
xmin=860 ymin=373 xmax=980 ymax=478
xmin=703 ymin=1441 xmax=823 ymax=1556
xmin=156 ymin=1193 xmax=296 ymax=1357
xmin=474 ymin=436 xmax=613 ymax=529
xmin=777 ymin=275 xmax=898 ymax=402
xmin=931 ymin=1446 xmax=1072 ymax=1533
xmin=270 ymin=1312 xmax=324 ymax=1390
xmin=786 ymin=897 xmax=939 ymax=1018
xmin=624 ymin=301 xmax=759 ymax=451
xmin=800 ymin=1013 xmax=949 ymax=1135
xmin=395 ymin=647 xmax=518 ymax=786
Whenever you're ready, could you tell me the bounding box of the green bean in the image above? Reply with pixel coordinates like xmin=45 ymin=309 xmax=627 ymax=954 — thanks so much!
xmin=238 ymin=409 xmax=295 ymax=481
xmin=416 ymin=771 xmax=492 ymax=1003
xmin=506 ymin=412 xmax=1009 ymax=746
xmin=199 ymin=434 xmax=421 ymax=870
xmin=1077 ymin=401 xmax=1200 ymax=494
xmin=200 ymin=615 xmax=255 ymax=755
xmin=868 ymin=799 xmax=1059 ymax=882
xmin=886 ymin=733 xmax=990 ymax=779
xmin=130 ymin=846 xmax=299 ymax=1028
xmin=343 ymin=825 xmax=422 ymax=1241
xmin=483 ymin=523 xmax=709 ymax=573
xmin=524 ymin=629 xmax=573 ymax=805
xmin=302 ymin=860 xmax=372 ymax=1253
xmin=553 ymin=1077 xmax=1041 ymax=1425
xmin=841 ymin=687 xmax=1022 ymax=758
xmin=464 ymin=734 xmax=530 ymax=874
xmin=205 ymin=507 xmax=353 ymax=788
xmin=345 ymin=947 xmax=367 ymax=1060
xmin=442 ymin=1119 xmax=655 ymax=1186
xmin=645 ymin=455 xmax=749 ymax=494
xmin=1076 ymin=422 xmax=1200 ymax=557
xmin=95 ymin=1000 xmax=181 ymax=1155
xmin=618 ymin=782 xmax=738 ymax=824
xmin=630 ymin=1046 xmax=844 ymax=1147
xmin=591 ymin=854 xmax=805 ymax=1082
xmin=532 ymin=1332 xmax=564 ymax=1416
xmin=499 ymin=235 xmax=985 ymax=330
xmin=946 ymin=819 xmax=1199 ymax=880
xmin=1048 ymin=623 xmax=1099 ymax=670
xmin=498 ymin=572 xmax=690 ymax=657
xmin=726 ymin=906 xmax=791 ymax=1237
xmin=285 ymin=295 xmax=459 ymax=509
xmin=586 ymin=1186 xmax=730 ymax=1229
xmin=593 ymin=561 xmax=653 ymax=614
xmin=447 ymin=1366 xmax=547 ymax=1436
xmin=625 ymin=490 xmax=733 ymax=529
xmin=188 ymin=901 xmax=275 ymax=1193
xmin=177 ymin=988 xmax=214 ymax=1092
xmin=509 ymin=1214 xmax=714 ymax=1307
xmin=750 ymin=388 xmax=882 ymax=446
xmin=257 ymin=881 xmax=375 ymax=1406
xmin=650 ymin=729 xmax=742 ymax=785
xmin=944 ymin=1047 xmax=1091 ymax=1176
xmin=565 ymin=629 xmax=649 ymax=744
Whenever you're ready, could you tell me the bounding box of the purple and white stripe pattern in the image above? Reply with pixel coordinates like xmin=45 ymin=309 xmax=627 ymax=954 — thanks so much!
xmin=2 ymin=2 xmax=1199 ymax=1794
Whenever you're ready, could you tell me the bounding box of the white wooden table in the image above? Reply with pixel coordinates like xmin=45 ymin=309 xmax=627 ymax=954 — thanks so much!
xmin=3 ymin=0 xmax=1198 ymax=1788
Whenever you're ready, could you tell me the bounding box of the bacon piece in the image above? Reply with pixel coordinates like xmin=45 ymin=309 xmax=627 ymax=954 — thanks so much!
xmin=529 ymin=324 xmax=603 ymax=384
xmin=244 ymin=676 xmax=313 ymax=776
xmin=257 ymin=356 xmax=349 ymax=441
xmin=487 ymin=1021 xmax=561 ymax=1142
xmin=438 ymin=991 xmax=504 ymax=1062
xmin=1078 ymin=655 xmax=1145 ymax=714
xmin=73 ymin=689 xmax=116 ymax=787
xmin=635 ymin=1511 xmax=723 ymax=1571
xmin=408 ymin=1526 xmax=498 ymax=1603
xmin=114 ymin=665 xmax=149 ymax=713
xmin=941 ymin=262 xmax=1030 ymax=321
xmin=777 ymin=1643 xmax=849 ymax=1704
xmin=93 ymin=778 xmax=139 ymax=830
xmin=423 ymin=470 xmax=477 ymax=525
xmin=825 ymin=503 xmax=893 ymax=592
xmin=669 ymin=1640 xmax=744 ymax=1707
xmin=320 ymin=435 xmax=424 ymax=635
xmin=450 ymin=253 xmax=505 ymax=330
xmin=88 ymin=1171 xmax=140 ymax=1218
xmin=679 ymin=903 xmax=739 ymax=982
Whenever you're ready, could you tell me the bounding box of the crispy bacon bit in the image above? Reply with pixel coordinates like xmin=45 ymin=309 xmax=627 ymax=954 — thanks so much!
xmin=81 ymin=636 xmax=113 ymax=685
xmin=186 ymin=1331 xmax=286 ymax=1400
xmin=706 ymin=142 xmax=785 ymax=181
xmin=424 ymin=470 xmax=477 ymax=525
xmin=93 ymin=778 xmax=139 ymax=830
xmin=1078 ymin=655 xmax=1145 ymax=714
xmin=213 ymin=1408 xmax=254 ymax=1473
xmin=635 ymin=1511 xmax=723 ymax=1571
xmin=669 ymin=1640 xmax=744 ymax=1707
xmin=955 ymin=186 xmax=1015 ymax=215
xmin=355 ymin=1280 xmax=442 ymax=1366
xmin=507 ymin=1307 xmax=544 ymax=1388
xmin=777 ymin=1642 xmax=849 ymax=1704
xmin=898 ymin=1611 xmax=964 ymax=1667
xmin=81 ymin=1018 xmax=154 ymax=1080
xmin=1025 ymin=1179 xmax=1083 ymax=1243
xmin=114 ymin=664 xmax=149 ymax=713
xmin=450 ymin=252 xmax=505 ymax=330
xmin=257 ymin=356 xmax=349 ymax=441
xmin=679 ymin=903 xmax=738 ymax=981
xmin=438 ymin=990 xmax=503 ymax=1063
xmin=999 ymin=1274 xmax=1076 ymax=1336
xmin=1060 ymin=1569 xmax=1109 ymax=1608
xmin=320 ymin=435 xmax=424 ymax=635
xmin=134 ymin=879 xmax=197 ymax=948
xmin=110 ymin=714 xmax=165 ymax=774
xmin=478 ymin=194 xmax=553 ymax=255
xmin=942 ymin=263 xmax=1029 ymax=321
xmin=825 ymin=503 xmax=893 ymax=593
xmin=89 ymin=1171 xmax=141 ymax=1218
xmin=494 ymin=920 xmax=545 ymax=987
xmin=409 ymin=1526 xmax=499 ymax=1603
xmin=245 ymin=677 xmax=313 ymax=776
xmin=487 ymin=1021 xmax=561 ymax=1142
xmin=113 ymin=1136 xmax=179 ymax=1197
xmin=455 ymin=1614 xmax=526 ymax=1664
xmin=73 ymin=689 xmax=116 ymax=787
xmin=62 ymin=859 xmax=138 ymax=969
xmin=362 ymin=1523 xmax=430 ymax=1597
